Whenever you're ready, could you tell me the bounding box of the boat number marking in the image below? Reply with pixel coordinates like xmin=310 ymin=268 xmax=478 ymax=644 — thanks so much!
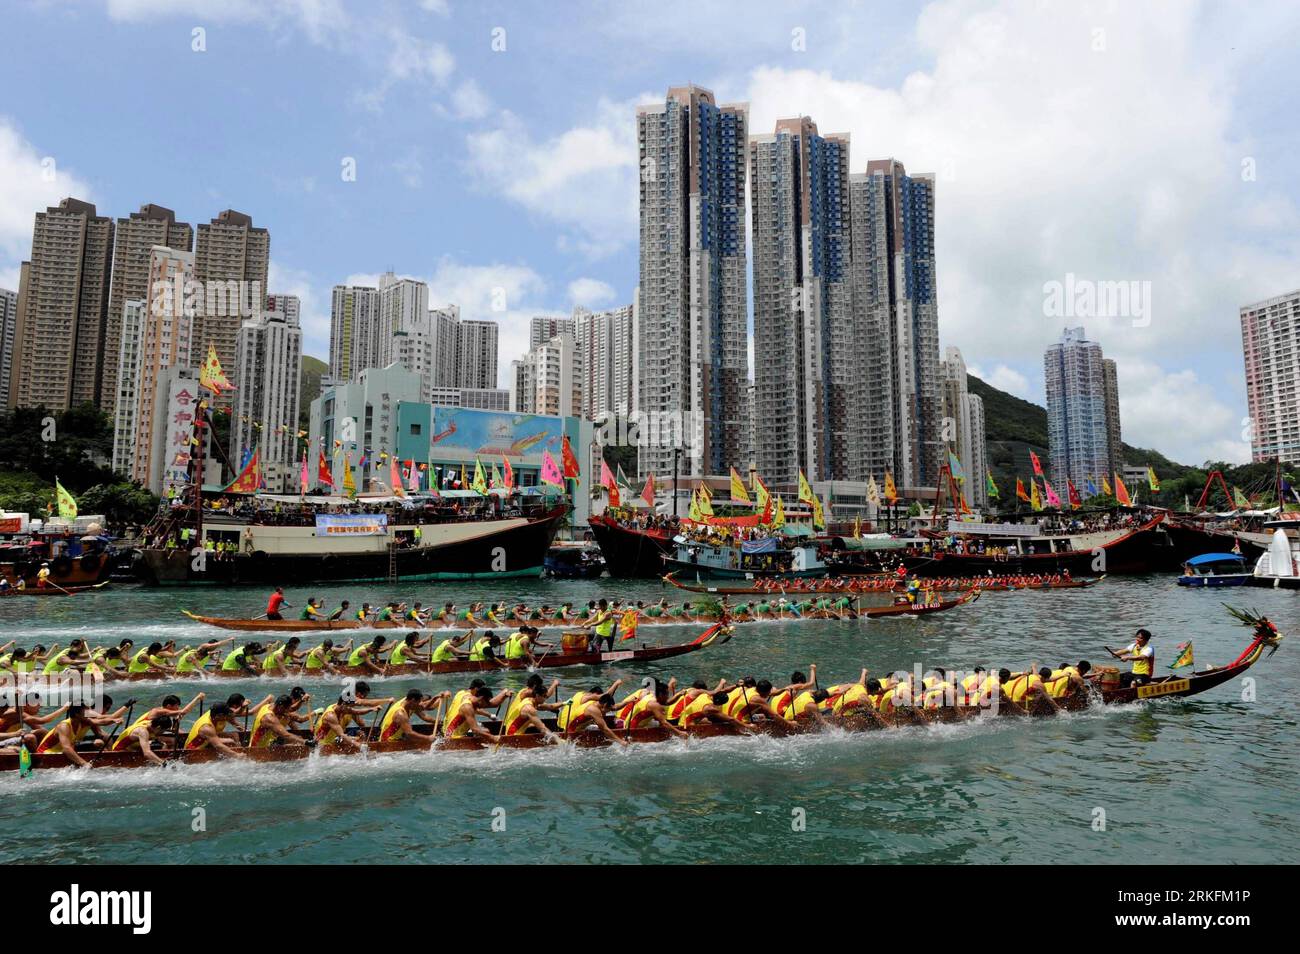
xmin=600 ymin=651 xmax=634 ymax=662
xmin=1137 ymin=679 xmax=1191 ymax=699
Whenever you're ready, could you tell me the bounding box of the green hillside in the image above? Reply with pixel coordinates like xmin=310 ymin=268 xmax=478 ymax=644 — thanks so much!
xmin=299 ymin=355 xmax=329 ymax=432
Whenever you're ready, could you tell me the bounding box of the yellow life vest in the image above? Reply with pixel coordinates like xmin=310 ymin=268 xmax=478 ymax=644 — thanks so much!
xmin=262 ymin=649 xmax=287 ymax=671
xmin=176 ymin=649 xmax=209 ymax=673
xmin=390 ymin=641 xmax=413 ymax=665
xmin=431 ymin=639 xmax=456 ymax=663
xmin=37 ymin=718 xmax=90 ymax=753
xmin=791 ymin=690 xmax=819 ymax=720
xmin=468 ymin=637 xmax=493 ymax=662
xmin=129 ymin=648 xmax=155 ymax=674
xmin=769 ymin=689 xmax=794 ymax=718
xmin=249 ymin=706 xmax=281 ymax=747
xmin=678 ymin=692 xmax=714 ymax=727
xmin=1125 ymin=644 xmax=1153 ymax=677
xmin=504 ymin=633 xmax=529 ymax=661
xmin=557 ymin=692 xmax=592 ymax=732
xmin=615 ymin=689 xmax=646 ymax=723
xmin=1005 ymin=673 xmax=1042 ymax=704
xmin=347 ymin=646 xmax=369 ymax=667
xmin=833 ymin=683 xmax=871 ymax=715
xmin=220 ymin=648 xmax=245 ymax=671
xmin=626 ymin=695 xmax=659 ymax=729
xmin=43 ymin=648 xmax=75 ymax=674
xmin=112 ymin=713 xmax=156 ymax=751
xmin=378 ymin=703 xmax=405 ymax=742
xmin=305 ymin=645 xmax=329 ymax=669
xmin=184 ymin=711 xmax=226 ymax=749
xmin=444 ymin=691 xmax=473 ymax=737
xmin=503 ymin=693 xmax=535 ymax=735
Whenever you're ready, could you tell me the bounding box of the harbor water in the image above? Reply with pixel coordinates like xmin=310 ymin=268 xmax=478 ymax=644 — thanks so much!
xmin=1 ymin=576 xmax=1295 ymax=864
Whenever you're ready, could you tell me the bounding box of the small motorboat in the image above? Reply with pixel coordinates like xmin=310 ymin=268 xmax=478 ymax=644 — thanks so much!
xmin=1177 ymin=552 xmax=1252 ymax=587
xmin=543 ymin=544 xmax=606 ymax=579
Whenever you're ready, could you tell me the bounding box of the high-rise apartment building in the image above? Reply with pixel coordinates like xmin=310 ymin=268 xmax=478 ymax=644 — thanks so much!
xmin=511 ymin=333 xmax=577 ymax=417
xmin=375 ymin=272 xmax=429 ymax=368
xmin=126 ymin=247 xmax=197 ymax=487
xmin=1102 ymin=358 xmax=1123 ymax=479
xmin=1044 ymin=327 xmax=1119 ymax=490
xmin=329 ymin=284 xmax=379 ymax=381
xmin=10 ymin=198 xmax=115 ymax=411
xmin=231 ymin=296 xmax=303 ymax=492
xmin=530 ymin=315 xmax=576 ymax=348
xmin=573 ymin=304 xmax=634 ymax=421
xmin=939 ymin=346 xmax=988 ymax=508
xmin=456 ymin=319 xmax=499 ymax=390
xmin=0 ymin=286 xmax=16 ymax=406
xmin=749 ymin=117 xmax=852 ymax=484
xmin=636 ymin=85 xmax=748 ymax=478
xmin=849 ymin=160 xmax=940 ymax=490
xmin=1241 ymin=288 xmax=1300 ymax=464
xmin=193 ymin=210 xmax=269 ymax=397
xmin=104 ymin=204 xmax=193 ymax=411
xmin=110 ymin=298 xmax=147 ymax=475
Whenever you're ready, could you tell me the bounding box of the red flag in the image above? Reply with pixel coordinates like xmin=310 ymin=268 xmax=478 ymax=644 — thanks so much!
xmin=1067 ymin=479 xmax=1082 ymax=509
xmin=561 ymin=435 xmax=581 ymax=479
xmin=641 ymin=472 xmax=655 ymax=507
xmin=1015 ymin=478 xmax=1030 ymax=502
xmin=317 ymin=448 xmax=334 ymax=488
xmin=1114 ymin=474 xmax=1133 ymax=506
xmin=502 ymin=455 xmax=514 ymax=491
xmin=600 ymin=458 xmax=620 ymax=507
xmin=224 ymin=448 xmax=260 ymax=494
xmin=1029 ymin=451 xmax=1044 ymax=477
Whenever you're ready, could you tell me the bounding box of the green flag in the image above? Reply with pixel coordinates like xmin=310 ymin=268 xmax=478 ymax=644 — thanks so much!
xmin=986 ymin=470 xmax=999 ymax=498
xmin=55 ymin=478 xmax=77 ymax=519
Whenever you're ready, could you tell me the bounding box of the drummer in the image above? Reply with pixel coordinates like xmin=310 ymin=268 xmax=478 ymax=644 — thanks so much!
xmin=1110 ymin=629 xmax=1154 ymax=686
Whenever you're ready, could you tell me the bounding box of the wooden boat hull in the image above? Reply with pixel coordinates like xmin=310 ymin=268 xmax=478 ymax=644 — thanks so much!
xmin=1 ymin=550 xmax=116 ymax=588
xmin=587 ymin=514 xmax=675 ymax=578
xmin=7 ymin=631 xmax=1275 ymax=772
xmin=0 ymin=581 xmax=111 ymax=597
xmin=861 ymin=590 xmax=980 ymax=617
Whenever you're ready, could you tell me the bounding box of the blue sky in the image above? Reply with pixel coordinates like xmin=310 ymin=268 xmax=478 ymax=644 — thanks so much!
xmin=2 ymin=0 xmax=1298 ymax=465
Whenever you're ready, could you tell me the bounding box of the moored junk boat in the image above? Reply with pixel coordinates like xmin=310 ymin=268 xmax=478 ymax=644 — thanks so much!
xmin=587 ymin=511 xmax=677 ymax=577
xmin=0 ymin=523 xmax=118 ymax=589
xmin=133 ymin=491 xmax=568 ymax=585
xmin=662 ymin=571 xmax=1103 ymax=596
xmin=834 ymin=513 xmax=1170 ymax=577
xmin=7 ymin=620 xmax=1280 ymax=771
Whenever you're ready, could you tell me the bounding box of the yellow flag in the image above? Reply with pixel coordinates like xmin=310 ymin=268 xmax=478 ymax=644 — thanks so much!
xmin=687 ymin=490 xmax=702 ymax=522
xmin=698 ymin=480 xmax=712 ymax=501
xmin=729 ymin=467 xmax=751 ymax=504
xmin=773 ymin=496 xmax=786 ymax=528
xmin=55 ymin=479 xmax=77 ymax=519
xmin=867 ymin=476 xmax=881 ymax=507
xmin=797 ymin=469 xmax=814 ymax=504
xmin=753 ymin=474 xmax=770 ymax=513
xmin=471 ymin=458 xmax=488 ymax=495
xmin=811 ymin=494 xmax=825 ymax=530
xmin=199 ymin=343 xmax=233 ymax=393
xmin=342 ymin=453 xmax=357 ymax=498
xmin=1101 ymin=475 xmax=1113 ymax=496
xmin=884 ymin=472 xmax=898 ymax=502
xmin=853 ymin=514 xmax=861 ymax=539
xmin=1030 ymin=480 xmax=1043 ymax=511
xmin=697 ymin=487 xmax=714 ymax=517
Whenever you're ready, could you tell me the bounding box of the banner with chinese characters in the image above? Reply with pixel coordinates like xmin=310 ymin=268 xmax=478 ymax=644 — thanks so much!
xmin=314 ymin=513 xmax=388 ymax=537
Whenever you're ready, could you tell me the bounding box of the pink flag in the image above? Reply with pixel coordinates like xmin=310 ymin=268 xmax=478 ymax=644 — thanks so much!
xmin=406 ymin=459 xmax=419 ymax=493
xmin=390 ymin=457 xmax=405 ymax=498
xmin=299 ymin=453 xmax=308 ymax=495
xmin=540 ymin=449 xmax=563 ymax=488
xmin=1043 ymin=479 xmax=1062 ymax=509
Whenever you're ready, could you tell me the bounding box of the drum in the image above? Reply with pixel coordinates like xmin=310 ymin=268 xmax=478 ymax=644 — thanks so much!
xmin=561 ymin=631 xmax=589 ymax=654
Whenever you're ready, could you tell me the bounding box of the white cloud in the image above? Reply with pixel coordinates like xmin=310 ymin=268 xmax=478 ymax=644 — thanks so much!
xmin=0 ymin=118 xmax=95 ymax=270
xmin=1112 ymin=358 xmax=1249 ymax=466
xmin=104 ymin=0 xmax=351 ymax=45
xmin=268 ymin=260 xmax=330 ymax=357
xmin=968 ymin=363 xmax=1031 ymax=400
xmin=567 ymin=277 xmax=616 ymax=308
xmin=465 ymin=97 xmax=644 ymax=258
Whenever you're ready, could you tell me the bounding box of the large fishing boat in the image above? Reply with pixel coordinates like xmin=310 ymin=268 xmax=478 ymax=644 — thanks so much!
xmin=587 ymin=512 xmax=676 ymax=577
xmin=663 ymin=535 xmax=830 ymax=580
xmin=133 ymin=495 xmax=568 ymax=585
xmin=0 ymin=526 xmax=118 ymax=589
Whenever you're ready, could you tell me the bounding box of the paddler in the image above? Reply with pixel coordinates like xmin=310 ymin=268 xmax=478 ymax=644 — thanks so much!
xmin=768 ymin=667 xmax=818 ymax=718
xmin=428 ymin=631 xmax=472 ymax=665
xmin=443 ymin=681 xmax=511 ymax=740
xmin=299 ymin=597 xmax=327 ymax=622
xmin=220 ymin=642 xmax=265 ymax=673
xmin=313 ymin=683 xmax=393 ymax=751
xmin=34 ymin=703 xmax=121 ymax=766
xmin=376 ymin=689 xmax=445 ymax=745
xmin=265 ymin=586 xmax=290 ymax=621
xmin=36 ymin=562 xmax=51 ymax=589
xmin=262 ymin=637 xmax=304 ymax=674
xmin=249 ymin=694 xmax=308 ymax=748
xmin=326 ymin=600 xmax=351 ymax=622
xmin=42 ymin=638 xmax=91 ymax=674
xmin=624 ymin=682 xmax=688 ymax=737
xmin=555 ymin=684 xmax=627 ymax=745
xmin=675 ymin=689 xmax=753 ymax=731
xmin=1045 ymin=661 xmax=1092 ymax=700
xmin=183 ymin=702 xmax=246 ymax=757
xmin=174 ymin=638 xmax=235 ymax=675
xmin=1002 ymin=667 xmax=1061 ymax=712
xmin=1109 ymin=629 xmax=1155 ymax=687
xmin=111 ymin=714 xmax=173 ymax=764
xmin=467 ymin=631 xmax=504 ymax=666
xmin=347 ymin=635 xmax=389 ymax=673
xmin=503 ymin=625 xmax=552 ymax=666
xmin=403 ymin=602 xmax=430 ymax=627
xmin=388 ymin=632 xmax=431 ymax=668
xmin=303 ymin=638 xmax=347 ymax=673
xmin=128 ymin=641 xmax=175 ymax=675
xmin=500 ymin=676 xmax=562 ymax=741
